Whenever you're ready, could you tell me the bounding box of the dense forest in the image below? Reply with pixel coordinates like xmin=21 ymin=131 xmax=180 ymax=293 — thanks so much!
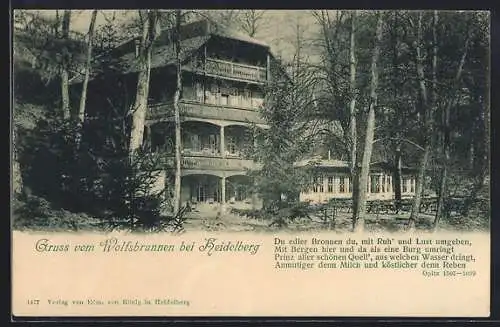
xmin=12 ymin=10 xmax=490 ymax=233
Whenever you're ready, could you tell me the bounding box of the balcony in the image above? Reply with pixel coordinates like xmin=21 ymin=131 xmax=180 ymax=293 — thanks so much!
xmin=204 ymin=58 xmax=267 ymax=83
xmin=165 ymin=155 xmax=261 ymax=172
xmin=148 ymin=100 xmax=266 ymax=124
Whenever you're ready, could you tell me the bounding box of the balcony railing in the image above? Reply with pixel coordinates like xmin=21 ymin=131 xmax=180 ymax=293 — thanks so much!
xmin=148 ymin=100 xmax=266 ymax=124
xmin=204 ymin=58 xmax=267 ymax=83
xmin=165 ymin=155 xmax=261 ymax=171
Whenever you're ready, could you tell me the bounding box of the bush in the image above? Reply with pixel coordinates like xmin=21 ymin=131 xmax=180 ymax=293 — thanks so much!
xmin=12 ymin=194 xmax=101 ymax=231
xmin=16 ymin=113 xmax=181 ymax=232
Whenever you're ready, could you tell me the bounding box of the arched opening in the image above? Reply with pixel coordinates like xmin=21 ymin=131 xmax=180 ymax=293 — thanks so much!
xmin=147 ymin=121 xmax=223 ymax=156
xmin=226 ymin=174 xmax=258 ymax=210
xmin=181 ymin=121 xmax=221 ymax=156
xmin=148 ymin=121 xmax=174 ymax=153
xmin=224 ymin=125 xmax=254 ymax=158
xmin=182 ymin=174 xmax=223 ymax=205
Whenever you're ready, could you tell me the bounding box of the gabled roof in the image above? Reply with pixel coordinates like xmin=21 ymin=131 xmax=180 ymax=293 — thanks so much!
xmin=71 ymin=20 xmax=272 ymax=84
xmin=211 ymin=28 xmax=269 ymax=48
xmin=119 ymin=35 xmax=210 ymax=75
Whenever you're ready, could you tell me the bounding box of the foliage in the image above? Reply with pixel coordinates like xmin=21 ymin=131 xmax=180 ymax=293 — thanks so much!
xmin=12 ymin=194 xmax=101 ymax=231
xmin=15 ymin=108 xmax=181 ymax=232
xmin=249 ymin=64 xmax=319 ymax=211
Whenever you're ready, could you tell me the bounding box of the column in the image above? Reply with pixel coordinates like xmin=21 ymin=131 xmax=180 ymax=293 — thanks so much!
xmin=220 ymin=125 xmax=225 ymax=158
xmin=221 ymin=176 xmax=226 ymax=213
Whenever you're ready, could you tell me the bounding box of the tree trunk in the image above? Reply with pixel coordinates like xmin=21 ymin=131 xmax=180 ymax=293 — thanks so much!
xmin=12 ymin=125 xmax=23 ymax=195
xmin=433 ymin=23 xmax=471 ymax=228
xmin=75 ymin=9 xmax=98 ymax=148
xmin=353 ymin=13 xmax=383 ymax=232
xmin=60 ymin=10 xmax=71 ymax=120
xmin=128 ymin=10 xmax=158 ymax=154
xmin=349 ymin=11 xmax=358 ymax=217
xmin=408 ymin=12 xmax=432 ymax=231
xmin=393 ymin=143 xmax=402 ymax=209
xmin=173 ymin=9 xmax=183 ymax=214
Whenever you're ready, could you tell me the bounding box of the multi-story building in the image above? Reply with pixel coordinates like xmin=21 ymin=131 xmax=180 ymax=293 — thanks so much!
xmin=81 ymin=20 xmax=274 ymax=211
xmin=80 ymin=19 xmax=417 ymax=212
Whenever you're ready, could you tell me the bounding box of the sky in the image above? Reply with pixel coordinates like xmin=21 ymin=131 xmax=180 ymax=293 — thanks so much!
xmin=21 ymin=9 xmax=323 ymax=63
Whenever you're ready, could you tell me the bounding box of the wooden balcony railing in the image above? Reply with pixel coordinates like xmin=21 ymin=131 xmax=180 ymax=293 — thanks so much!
xmin=165 ymin=155 xmax=261 ymax=171
xmin=205 ymin=58 xmax=267 ymax=83
xmin=148 ymin=101 xmax=266 ymax=124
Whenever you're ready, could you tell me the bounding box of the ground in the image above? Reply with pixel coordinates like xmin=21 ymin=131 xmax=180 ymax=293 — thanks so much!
xmin=181 ymin=207 xmax=489 ymax=233
xmin=12 ymin=196 xmax=489 ymax=233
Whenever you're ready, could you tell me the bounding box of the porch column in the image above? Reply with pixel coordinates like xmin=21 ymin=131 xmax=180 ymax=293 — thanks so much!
xmin=221 ymin=176 xmax=226 ymax=213
xmin=220 ymin=125 xmax=225 ymax=157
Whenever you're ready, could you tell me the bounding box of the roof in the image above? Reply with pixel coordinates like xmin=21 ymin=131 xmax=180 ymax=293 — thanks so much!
xmin=294 ymin=159 xmax=418 ymax=172
xmin=120 ymin=35 xmax=210 ymax=74
xmin=71 ymin=20 xmax=272 ymax=84
xmin=211 ymin=29 xmax=269 ymax=48
xmin=294 ymin=159 xmax=349 ymax=169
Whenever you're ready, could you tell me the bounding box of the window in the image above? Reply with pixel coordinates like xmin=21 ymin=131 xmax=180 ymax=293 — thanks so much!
xmin=208 ymin=134 xmax=218 ymax=154
xmin=410 ymin=178 xmax=415 ymax=193
xmin=387 ymin=176 xmax=391 ymax=192
xmin=381 ymin=176 xmax=386 ymax=193
xmin=328 ymin=176 xmax=334 ymax=193
xmin=228 ymin=88 xmax=239 ymax=106
xmin=191 ymin=134 xmax=201 ymax=152
xmin=402 ymin=177 xmax=408 ymax=193
xmin=318 ymin=176 xmax=324 ymax=193
xmin=348 ymin=177 xmax=352 ymax=193
xmin=242 ymin=89 xmax=252 ymax=107
xmin=313 ymin=176 xmax=324 ymax=193
xmin=227 ymin=136 xmax=237 ymax=155
xmin=195 ymin=83 xmax=203 ymax=102
xmin=220 ymin=94 xmax=229 ymax=106
xmin=197 ymin=183 xmax=207 ymax=202
xmin=370 ymin=175 xmax=380 ymax=193
xmin=313 ymin=177 xmax=318 ymax=193
xmin=339 ymin=176 xmax=346 ymax=193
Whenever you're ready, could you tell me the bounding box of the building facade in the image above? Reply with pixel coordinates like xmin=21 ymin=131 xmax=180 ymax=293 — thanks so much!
xmin=139 ymin=20 xmax=271 ymax=211
xmin=82 ymin=19 xmax=417 ymax=212
xmin=296 ymin=159 xmax=417 ymax=204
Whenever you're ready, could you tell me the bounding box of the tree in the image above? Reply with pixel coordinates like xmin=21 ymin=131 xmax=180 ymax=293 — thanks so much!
xmin=348 ymin=11 xmax=359 ymax=221
xmin=352 ymin=12 xmax=383 ymax=232
xmin=172 ymin=9 xmax=183 ymax=214
xmin=433 ymin=14 xmax=474 ymax=228
xmin=251 ymin=66 xmax=317 ymax=212
xmin=239 ymin=10 xmax=267 ymax=37
xmin=60 ymin=10 xmax=72 ymax=120
xmin=407 ymin=12 xmax=433 ymax=230
xmin=75 ymin=9 xmax=98 ymax=148
xmin=128 ymin=10 xmax=160 ymax=153
xmin=199 ymin=10 xmax=241 ymax=30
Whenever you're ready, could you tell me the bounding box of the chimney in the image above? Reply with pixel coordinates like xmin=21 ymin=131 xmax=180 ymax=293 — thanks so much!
xmin=134 ymin=39 xmax=140 ymax=58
